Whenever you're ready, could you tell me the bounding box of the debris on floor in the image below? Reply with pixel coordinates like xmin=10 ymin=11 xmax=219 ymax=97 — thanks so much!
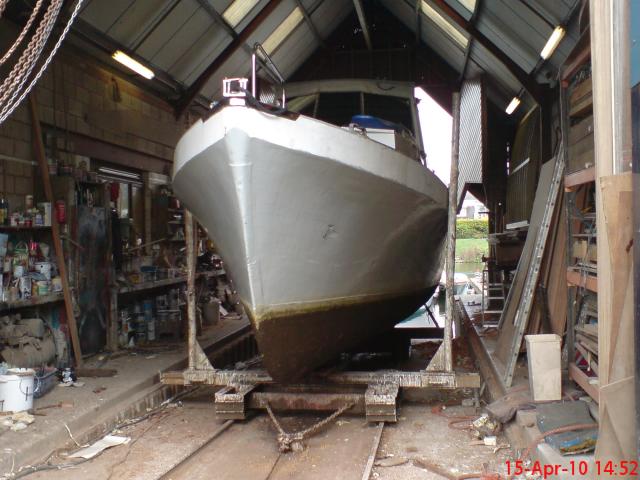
xmin=1 ymin=411 xmax=35 ymax=431
xmin=472 ymin=413 xmax=501 ymax=439
xmin=67 ymin=434 xmax=131 ymax=460
xmin=536 ymin=401 xmax=598 ymax=455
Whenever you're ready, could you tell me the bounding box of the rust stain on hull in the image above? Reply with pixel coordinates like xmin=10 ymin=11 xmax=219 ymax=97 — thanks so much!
xmin=245 ymin=287 xmax=435 ymax=382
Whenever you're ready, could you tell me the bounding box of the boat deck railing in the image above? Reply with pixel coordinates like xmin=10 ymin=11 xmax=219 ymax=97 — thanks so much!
xmin=251 ymin=43 xmax=286 ymax=108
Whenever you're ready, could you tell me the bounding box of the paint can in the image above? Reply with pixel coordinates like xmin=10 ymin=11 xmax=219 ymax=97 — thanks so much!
xmin=36 ymin=281 xmax=49 ymax=296
xmin=18 ymin=277 xmax=31 ymax=299
xmin=34 ymin=262 xmax=52 ymax=280
xmin=51 ymin=277 xmax=62 ymax=292
xmin=0 ymin=368 xmax=37 ymax=412
xmin=12 ymin=264 xmax=25 ymax=278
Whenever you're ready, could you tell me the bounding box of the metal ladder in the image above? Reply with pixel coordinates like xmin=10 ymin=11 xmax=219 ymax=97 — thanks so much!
xmin=502 ymin=146 xmax=565 ymax=387
xmin=481 ymin=268 xmax=505 ymax=326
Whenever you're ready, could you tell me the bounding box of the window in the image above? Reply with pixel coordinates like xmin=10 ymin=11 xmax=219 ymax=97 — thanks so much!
xmin=315 ymin=92 xmax=361 ymax=127
xmin=363 ymin=94 xmax=413 ymax=134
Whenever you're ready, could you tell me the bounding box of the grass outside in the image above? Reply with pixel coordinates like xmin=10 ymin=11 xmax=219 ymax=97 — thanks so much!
xmin=456 ymin=238 xmax=488 ymax=263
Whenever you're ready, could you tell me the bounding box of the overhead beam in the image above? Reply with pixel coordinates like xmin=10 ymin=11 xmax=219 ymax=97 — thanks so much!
xmin=430 ymin=0 xmax=543 ymax=105
xmin=174 ymin=0 xmax=284 ymax=118
xmin=352 ymin=0 xmax=373 ymax=51
xmin=294 ymin=0 xmax=325 ymax=47
xmin=195 ymin=0 xmax=241 ymax=41
xmin=458 ymin=0 xmax=482 ymax=84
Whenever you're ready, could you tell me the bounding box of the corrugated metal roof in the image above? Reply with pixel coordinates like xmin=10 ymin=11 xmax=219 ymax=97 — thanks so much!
xmin=457 ymin=79 xmax=485 ymax=207
xmin=75 ymin=0 xmax=579 ymax=113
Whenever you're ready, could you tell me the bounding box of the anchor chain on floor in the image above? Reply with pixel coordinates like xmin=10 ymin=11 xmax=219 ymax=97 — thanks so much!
xmin=265 ymin=402 xmax=354 ymax=452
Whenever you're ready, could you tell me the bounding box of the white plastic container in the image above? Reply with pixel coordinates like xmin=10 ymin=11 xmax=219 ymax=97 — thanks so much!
xmin=0 ymin=368 xmax=37 ymax=412
xmin=525 ymin=334 xmax=562 ymax=401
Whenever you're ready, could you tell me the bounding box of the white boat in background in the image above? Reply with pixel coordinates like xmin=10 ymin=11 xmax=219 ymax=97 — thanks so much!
xmin=172 ymin=74 xmax=448 ymax=381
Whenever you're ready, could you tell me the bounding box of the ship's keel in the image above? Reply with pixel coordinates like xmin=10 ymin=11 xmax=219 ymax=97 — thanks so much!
xmin=250 ymin=288 xmax=435 ymax=383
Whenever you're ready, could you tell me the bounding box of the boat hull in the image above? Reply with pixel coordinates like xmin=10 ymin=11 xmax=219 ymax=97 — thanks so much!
xmin=173 ymin=106 xmax=448 ymax=381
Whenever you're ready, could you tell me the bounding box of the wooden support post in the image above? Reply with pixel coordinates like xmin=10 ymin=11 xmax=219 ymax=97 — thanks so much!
xmin=28 ymin=95 xmax=83 ymax=366
xmin=107 ymin=287 xmax=119 ymax=351
xmin=185 ymin=209 xmax=197 ymax=369
xmin=444 ymin=92 xmax=461 ymax=372
xmin=590 ymin=0 xmax=635 ymax=462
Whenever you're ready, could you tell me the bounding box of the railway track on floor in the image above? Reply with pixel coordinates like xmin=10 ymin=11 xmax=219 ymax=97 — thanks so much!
xmin=156 ymin=406 xmax=387 ymax=480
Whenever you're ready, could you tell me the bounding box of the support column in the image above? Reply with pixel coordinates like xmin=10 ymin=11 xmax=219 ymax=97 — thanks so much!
xmin=185 ymin=209 xmax=197 ymax=369
xmin=444 ymin=91 xmax=461 ymax=372
xmin=590 ymin=0 xmax=635 ymax=462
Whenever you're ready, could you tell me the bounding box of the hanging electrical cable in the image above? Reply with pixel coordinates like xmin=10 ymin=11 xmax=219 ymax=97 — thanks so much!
xmin=0 ymin=0 xmax=84 ymax=125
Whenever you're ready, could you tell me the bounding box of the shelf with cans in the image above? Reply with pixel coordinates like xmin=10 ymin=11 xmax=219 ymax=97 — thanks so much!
xmin=0 ymin=194 xmax=65 ymax=310
xmin=113 ymin=265 xmax=239 ymax=348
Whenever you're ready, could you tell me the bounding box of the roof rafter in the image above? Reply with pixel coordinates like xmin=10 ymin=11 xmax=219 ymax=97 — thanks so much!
xmin=429 ymin=0 xmax=543 ymax=105
xmin=458 ymin=0 xmax=481 ymax=85
xmin=174 ymin=0 xmax=284 ymax=118
xmin=294 ymin=0 xmax=325 ymax=47
xmin=352 ymin=0 xmax=373 ymax=51
xmin=195 ymin=0 xmax=242 ymax=42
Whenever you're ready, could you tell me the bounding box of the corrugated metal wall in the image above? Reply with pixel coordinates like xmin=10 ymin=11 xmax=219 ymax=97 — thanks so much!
xmin=504 ymin=107 xmax=541 ymax=225
xmin=456 ymin=78 xmax=486 ymax=209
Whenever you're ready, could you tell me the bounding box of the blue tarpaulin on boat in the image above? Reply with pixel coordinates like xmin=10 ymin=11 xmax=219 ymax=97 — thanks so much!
xmin=350 ymin=115 xmax=403 ymax=132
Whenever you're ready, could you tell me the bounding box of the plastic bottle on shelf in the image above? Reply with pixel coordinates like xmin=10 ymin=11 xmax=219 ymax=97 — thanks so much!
xmin=0 ymin=197 xmax=8 ymax=225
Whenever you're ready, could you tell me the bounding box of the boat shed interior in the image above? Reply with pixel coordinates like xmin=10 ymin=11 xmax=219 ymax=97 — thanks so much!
xmin=0 ymin=0 xmax=638 ymax=478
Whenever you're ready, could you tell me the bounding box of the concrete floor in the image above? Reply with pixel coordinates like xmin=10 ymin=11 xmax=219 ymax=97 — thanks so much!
xmin=0 ymin=317 xmax=249 ymax=477
xmin=25 ymin=389 xmax=513 ymax=480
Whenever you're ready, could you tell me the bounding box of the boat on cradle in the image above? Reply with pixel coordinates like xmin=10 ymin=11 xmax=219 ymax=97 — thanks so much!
xmin=172 ymin=72 xmax=448 ymax=381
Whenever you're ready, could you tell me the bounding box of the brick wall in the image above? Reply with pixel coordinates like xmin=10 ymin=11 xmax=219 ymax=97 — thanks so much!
xmin=32 ymin=52 xmax=186 ymax=163
xmin=0 ymin=103 xmax=35 ymax=211
xmin=0 ymin=30 xmax=187 ymax=212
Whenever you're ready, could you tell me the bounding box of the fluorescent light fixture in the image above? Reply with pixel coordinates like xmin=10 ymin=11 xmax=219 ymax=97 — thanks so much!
xmin=540 ymin=25 xmax=565 ymax=60
xmin=112 ymin=50 xmax=154 ymax=79
xmin=421 ymin=1 xmax=468 ymax=48
xmin=223 ymin=0 xmax=259 ymax=28
xmin=262 ymin=7 xmax=304 ymax=55
xmin=505 ymin=96 xmax=521 ymax=115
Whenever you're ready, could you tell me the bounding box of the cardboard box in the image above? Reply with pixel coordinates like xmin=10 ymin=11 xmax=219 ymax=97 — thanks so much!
xmin=526 ymin=334 xmax=562 ymax=401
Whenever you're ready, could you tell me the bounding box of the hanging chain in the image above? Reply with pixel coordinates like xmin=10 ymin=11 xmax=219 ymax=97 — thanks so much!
xmin=0 ymin=0 xmax=63 ymax=108
xmin=0 ymin=0 xmax=46 ymax=67
xmin=0 ymin=0 xmax=9 ymax=19
xmin=0 ymin=0 xmax=84 ymax=125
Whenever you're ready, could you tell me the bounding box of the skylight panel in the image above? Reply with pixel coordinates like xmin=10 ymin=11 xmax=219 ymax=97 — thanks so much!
xmin=222 ymin=0 xmax=260 ymax=28
xmin=459 ymin=0 xmax=476 ymax=14
xmin=421 ymin=1 xmax=469 ymax=48
xmin=262 ymin=7 xmax=304 ymax=54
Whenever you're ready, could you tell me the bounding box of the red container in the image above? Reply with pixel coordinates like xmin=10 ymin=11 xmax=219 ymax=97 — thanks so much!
xmin=55 ymin=200 xmax=66 ymax=224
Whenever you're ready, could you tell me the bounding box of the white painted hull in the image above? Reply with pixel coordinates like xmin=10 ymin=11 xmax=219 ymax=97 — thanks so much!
xmin=173 ymin=105 xmax=448 ymax=380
